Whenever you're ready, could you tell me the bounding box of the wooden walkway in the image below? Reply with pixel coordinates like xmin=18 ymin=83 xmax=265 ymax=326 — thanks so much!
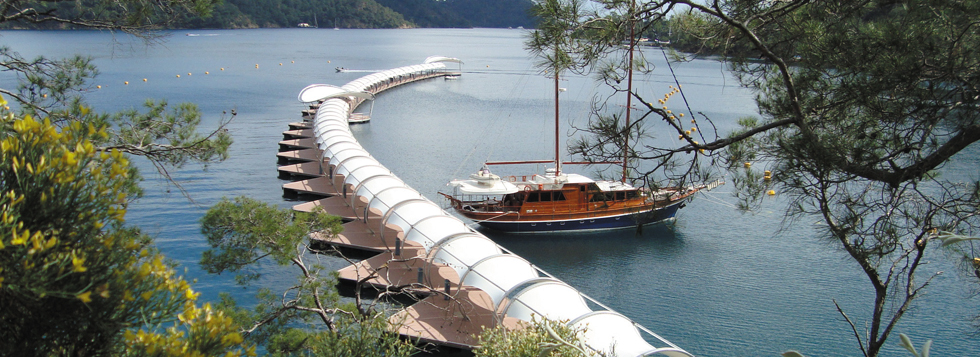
xmin=277 ymin=67 xmax=500 ymax=349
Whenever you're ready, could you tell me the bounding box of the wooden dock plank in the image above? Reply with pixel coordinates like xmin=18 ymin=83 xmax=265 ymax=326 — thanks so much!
xmin=391 ymin=287 xmax=523 ymax=349
xmin=283 ymin=128 xmax=313 ymax=139
xmin=293 ymin=195 xmax=358 ymax=220
xmin=279 ymin=137 xmax=316 ymax=151
xmin=277 ymin=162 xmax=324 ymax=179
xmin=282 ymin=177 xmax=339 ymax=196
xmin=277 ymin=148 xmax=319 ymax=163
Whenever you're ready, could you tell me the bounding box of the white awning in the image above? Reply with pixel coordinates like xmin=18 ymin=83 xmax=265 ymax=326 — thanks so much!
xmin=298 ymin=84 xmax=374 ymax=103
xmin=424 ymin=56 xmax=463 ymax=64
xmin=448 ymin=176 xmax=519 ymax=195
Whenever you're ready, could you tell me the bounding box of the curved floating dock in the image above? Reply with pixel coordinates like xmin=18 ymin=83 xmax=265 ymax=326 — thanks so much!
xmin=277 ymin=57 xmax=693 ymax=357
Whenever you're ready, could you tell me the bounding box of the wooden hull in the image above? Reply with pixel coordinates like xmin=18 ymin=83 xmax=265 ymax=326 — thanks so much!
xmin=452 ymin=194 xmax=691 ymax=233
xmin=473 ymin=200 xmax=684 ymax=233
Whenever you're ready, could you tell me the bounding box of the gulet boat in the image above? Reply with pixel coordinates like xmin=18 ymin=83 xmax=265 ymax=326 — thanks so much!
xmin=440 ymin=27 xmax=717 ymax=233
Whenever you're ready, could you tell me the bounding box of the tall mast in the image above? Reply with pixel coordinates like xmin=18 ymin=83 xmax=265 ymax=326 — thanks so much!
xmin=554 ymin=68 xmax=561 ymax=175
xmin=622 ymin=7 xmax=635 ymax=183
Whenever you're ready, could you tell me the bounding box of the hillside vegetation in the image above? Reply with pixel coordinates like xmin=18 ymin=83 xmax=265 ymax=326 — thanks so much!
xmin=0 ymin=0 xmax=535 ymax=29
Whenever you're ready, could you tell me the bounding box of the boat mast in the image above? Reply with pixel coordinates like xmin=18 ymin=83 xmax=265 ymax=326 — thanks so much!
xmin=554 ymin=65 xmax=561 ymax=175
xmin=622 ymin=2 xmax=635 ymax=183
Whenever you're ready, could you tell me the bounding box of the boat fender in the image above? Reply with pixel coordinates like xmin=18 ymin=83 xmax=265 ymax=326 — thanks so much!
xmin=522 ymin=175 xmax=527 ymax=181
xmin=538 ymin=184 xmax=543 ymax=190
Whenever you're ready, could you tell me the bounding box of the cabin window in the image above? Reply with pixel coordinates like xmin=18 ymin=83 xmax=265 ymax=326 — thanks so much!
xmin=554 ymin=191 xmax=566 ymax=201
xmin=626 ymin=190 xmax=639 ymax=200
xmin=590 ymin=192 xmax=612 ymax=202
xmin=615 ymin=191 xmax=626 ymax=201
xmin=526 ymin=193 xmax=539 ymax=202
xmin=540 ymin=192 xmax=552 ymax=202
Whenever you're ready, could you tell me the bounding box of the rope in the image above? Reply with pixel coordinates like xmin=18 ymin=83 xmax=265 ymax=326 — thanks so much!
xmin=660 ymin=46 xmax=697 ymax=123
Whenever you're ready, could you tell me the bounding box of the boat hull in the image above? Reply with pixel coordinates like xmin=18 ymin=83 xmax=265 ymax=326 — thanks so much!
xmin=474 ymin=199 xmax=685 ymax=233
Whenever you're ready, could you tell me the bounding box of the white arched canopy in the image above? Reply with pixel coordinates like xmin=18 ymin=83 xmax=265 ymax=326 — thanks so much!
xmin=570 ymin=312 xmax=691 ymax=357
xmin=352 ymin=176 xmax=405 ymax=211
xmin=424 ymin=56 xmax=463 ymax=65
xmin=499 ymin=278 xmax=591 ymax=323
xmin=381 ymin=200 xmax=445 ymax=241
xmin=402 ymin=215 xmax=470 ymax=252
xmin=460 ymin=254 xmax=538 ymax=308
xmin=367 ymin=187 xmax=425 ymax=223
xmin=298 ymin=84 xmax=374 ymax=103
xmin=428 ymin=234 xmax=501 ymax=280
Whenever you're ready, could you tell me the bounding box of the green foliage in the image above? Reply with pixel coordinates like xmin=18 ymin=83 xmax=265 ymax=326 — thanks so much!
xmin=535 ymin=1 xmax=980 ymax=356
xmin=0 ymin=110 xmax=249 ymax=356
xmin=474 ymin=318 xmax=588 ymax=357
xmin=201 ymin=197 xmax=415 ymax=357
xmin=376 ymin=0 xmax=535 ymax=28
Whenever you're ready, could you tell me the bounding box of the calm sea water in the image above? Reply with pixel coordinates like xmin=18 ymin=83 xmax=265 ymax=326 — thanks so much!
xmin=2 ymin=29 xmax=977 ymax=356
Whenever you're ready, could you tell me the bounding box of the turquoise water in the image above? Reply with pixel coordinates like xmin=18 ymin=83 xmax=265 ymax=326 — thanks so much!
xmin=2 ymin=29 xmax=977 ymax=356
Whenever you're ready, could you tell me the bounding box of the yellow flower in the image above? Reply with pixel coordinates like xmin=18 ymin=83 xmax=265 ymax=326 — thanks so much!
xmin=77 ymin=291 xmax=93 ymax=303
xmin=72 ymin=253 xmax=87 ymax=273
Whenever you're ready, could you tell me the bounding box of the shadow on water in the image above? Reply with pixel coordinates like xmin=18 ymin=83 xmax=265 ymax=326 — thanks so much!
xmin=479 ymin=222 xmax=688 ymax=271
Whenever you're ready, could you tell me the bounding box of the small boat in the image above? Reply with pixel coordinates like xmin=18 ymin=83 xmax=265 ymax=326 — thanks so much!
xmin=335 ymin=67 xmax=347 ymax=73
xmin=348 ymin=112 xmax=370 ymax=124
xmin=441 ymin=29 xmax=715 ymax=233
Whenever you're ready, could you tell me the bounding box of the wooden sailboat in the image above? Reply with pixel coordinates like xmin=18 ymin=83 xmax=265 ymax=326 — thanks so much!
xmin=441 ymin=29 xmax=712 ymax=233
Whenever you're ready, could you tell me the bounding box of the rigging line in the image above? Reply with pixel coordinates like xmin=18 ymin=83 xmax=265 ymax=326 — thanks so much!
xmin=659 ymin=46 xmax=697 ymax=122
xmin=698 ymin=190 xmax=738 ymax=209
xmin=450 ymin=64 xmax=537 ymax=179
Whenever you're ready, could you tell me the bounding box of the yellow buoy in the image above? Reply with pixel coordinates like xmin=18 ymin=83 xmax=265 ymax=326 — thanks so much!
xmin=124 ymin=81 xmax=129 ymax=85
xmin=764 ymin=175 xmax=772 ymax=181
xmin=678 ymin=135 xmax=684 ymax=139
xmin=767 ymin=190 xmax=776 ymax=196
xmin=220 ymin=68 xmax=225 ymax=71
xmin=699 ymin=149 xmax=706 ymax=154
xmin=205 ymin=71 xmax=209 ymax=75
xmin=42 ymin=94 xmax=47 ymax=98
xmin=188 ymin=73 xmax=192 ymax=76
xmin=691 ymin=127 xmax=697 ymax=132
xmin=176 ymin=74 xmax=180 ymax=78
xmin=679 ymin=113 xmax=684 ymax=117
xmin=255 ymin=64 xmax=259 ymax=68
xmin=662 ymin=106 xmax=667 ymax=110
xmin=666 ymin=110 xmax=672 ymax=114
xmin=143 ymin=78 xmax=147 ymax=82
xmin=97 ymin=85 xmax=102 ymax=89
xmin=764 ymin=170 xmax=772 ymax=176
xmin=327 ymin=60 xmax=331 ymax=63
xmin=279 ymin=63 xmax=283 ymax=66
xmin=685 ymin=130 xmax=691 ymax=135
xmin=669 ymin=116 xmax=675 ymax=120
xmin=291 ymin=61 xmax=295 ymax=63
xmin=692 ymin=119 xmax=697 ymax=124
xmin=744 ymin=162 xmax=752 ymax=168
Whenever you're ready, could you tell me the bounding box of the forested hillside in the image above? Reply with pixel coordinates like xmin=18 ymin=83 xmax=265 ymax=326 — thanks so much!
xmin=375 ymin=0 xmax=535 ymax=28
xmin=0 ymin=0 xmax=534 ymax=29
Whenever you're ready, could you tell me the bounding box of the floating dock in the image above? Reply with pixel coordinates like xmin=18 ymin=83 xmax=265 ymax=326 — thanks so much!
xmin=277 ymin=56 xmax=693 ymax=357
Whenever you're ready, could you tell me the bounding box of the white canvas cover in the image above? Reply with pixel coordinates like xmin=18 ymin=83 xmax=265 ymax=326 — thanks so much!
xmin=334 ymin=157 xmax=382 ymax=180
xmin=570 ymin=312 xmax=672 ymax=357
xmin=298 ymin=84 xmax=374 ymax=103
xmin=427 ymin=234 xmax=501 ymax=280
xmin=326 ymin=148 xmax=371 ymax=168
xmin=352 ymin=176 xmax=405 ymax=208
xmin=320 ymin=141 xmax=360 ymax=158
xmin=342 ymin=165 xmax=391 ymax=193
xmin=402 ymin=216 xmax=470 ymax=252
xmin=460 ymin=254 xmax=538 ymax=308
xmin=382 ymin=200 xmax=445 ymax=239
xmin=367 ymin=187 xmax=424 ymax=221
xmin=500 ymin=279 xmax=591 ymax=322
